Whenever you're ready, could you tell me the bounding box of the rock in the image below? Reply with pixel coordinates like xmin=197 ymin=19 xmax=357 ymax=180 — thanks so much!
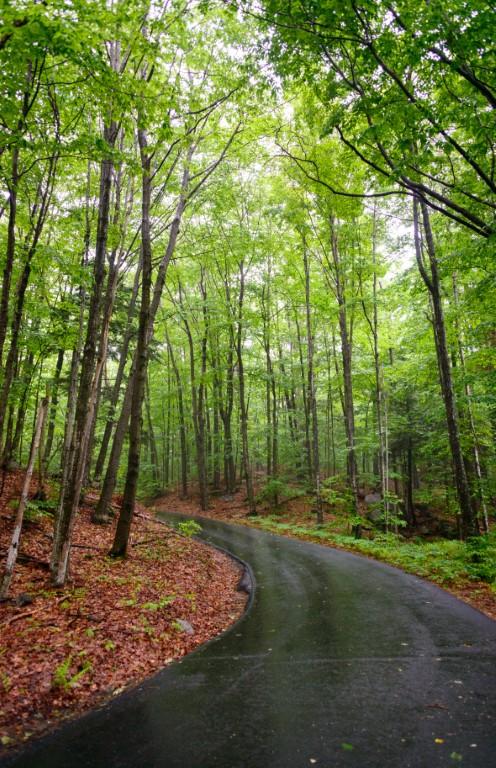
xmin=365 ymin=492 xmax=381 ymax=506
xmin=237 ymin=568 xmax=252 ymax=595
xmin=16 ymin=593 xmax=34 ymax=607
xmin=175 ymin=619 xmax=194 ymax=635
xmin=418 ymin=525 xmax=430 ymax=535
xmin=364 ymin=493 xmax=382 ymax=522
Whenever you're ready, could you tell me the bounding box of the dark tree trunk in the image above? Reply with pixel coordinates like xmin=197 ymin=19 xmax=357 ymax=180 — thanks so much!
xmin=93 ymin=262 xmax=141 ymax=481
xmin=452 ymin=273 xmax=489 ymax=532
xmin=180 ymin=275 xmax=208 ymax=512
xmin=328 ymin=217 xmax=358 ymax=513
xmin=294 ymin=314 xmax=313 ymax=483
xmin=94 ymin=148 xmax=193 ymax=521
xmin=211 ymin=376 xmax=221 ymax=491
xmin=52 ymin=120 xmax=118 ymax=583
xmin=145 ymin=377 xmax=160 ymax=487
xmin=0 ymin=147 xmax=19 ymax=369
xmin=10 ymin=351 xmax=35 ymax=463
xmin=220 ymin=337 xmax=236 ymax=494
xmin=404 ymin=437 xmax=416 ymax=526
xmin=237 ymin=261 xmax=256 ymax=515
xmin=413 ymin=197 xmax=478 ymax=538
xmin=111 ymin=126 xmax=152 ymax=558
xmin=303 ymin=241 xmax=323 ymax=523
xmin=0 ymin=154 xmax=58 ymax=455
xmin=42 ymin=348 xmax=64 ymax=471
xmin=166 ymin=334 xmax=188 ymax=498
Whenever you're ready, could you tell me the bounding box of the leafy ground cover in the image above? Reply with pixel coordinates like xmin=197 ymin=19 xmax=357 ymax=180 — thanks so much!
xmin=0 ymin=472 xmax=247 ymax=751
xmin=154 ymin=489 xmax=496 ymax=621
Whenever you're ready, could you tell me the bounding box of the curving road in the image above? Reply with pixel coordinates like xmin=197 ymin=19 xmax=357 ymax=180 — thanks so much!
xmin=3 ymin=513 xmax=496 ymax=768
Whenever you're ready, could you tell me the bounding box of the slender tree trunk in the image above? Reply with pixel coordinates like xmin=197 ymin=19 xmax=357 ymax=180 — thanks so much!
xmin=324 ymin=340 xmax=337 ymax=476
xmin=145 ymin=377 xmax=160 ymax=486
xmin=212 ymin=377 xmax=221 ymax=491
xmin=180 ymin=277 xmax=208 ymax=511
xmin=262 ymin=283 xmax=272 ymax=478
xmin=237 ymin=261 xmax=256 ymax=515
xmin=197 ymin=274 xmax=209 ymax=508
xmin=84 ymin=364 xmax=104 ymax=487
xmin=294 ymin=314 xmax=313 ymax=482
xmin=0 ymin=397 xmax=49 ymax=598
xmin=303 ymin=241 xmax=323 ymax=523
xmin=10 ymin=352 xmax=36 ymax=463
xmin=94 ymin=147 xmax=193 ymax=521
xmin=42 ymin=349 xmax=64 ymax=472
xmin=0 ymin=62 xmax=40 ymax=366
xmin=166 ymin=334 xmax=188 ymax=498
xmin=110 ymin=126 xmax=152 ymax=558
xmin=0 ymin=146 xmax=19 ymax=369
xmin=366 ymin=208 xmax=386 ymax=503
xmin=0 ymin=154 xmax=58 ymax=454
xmin=452 ymin=273 xmax=489 ymax=532
xmin=328 ymin=217 xmax=358 ymax=513
xmin=51 ymin=120 xmax=118 ymax=583
xmin=278 ymin=344 xmax=299 ymax=469
xmin=413 ymin=197 xmax=478 ymax=537
xmin=404 ymin=433 xmax=416 ymax=526
xmin=93 ymin=260 xmax=141 ymax=481
xmin=220 ymin=336 xmax=236 ymax=494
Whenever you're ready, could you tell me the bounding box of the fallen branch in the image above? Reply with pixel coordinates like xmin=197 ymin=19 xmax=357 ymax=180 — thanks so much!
xmin=0 ymin=594 xmax=71 ymax=628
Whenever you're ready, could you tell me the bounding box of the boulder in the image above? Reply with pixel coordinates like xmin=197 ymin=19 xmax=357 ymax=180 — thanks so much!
xmin=175 ymin=619 xmax=194 ymax=635
xmin=365 ymin=493 xmax=382 ymax=522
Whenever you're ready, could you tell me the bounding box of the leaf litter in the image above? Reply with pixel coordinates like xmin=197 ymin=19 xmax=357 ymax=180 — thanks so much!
xmin=0 ymin=471 xmax=247 ymax=750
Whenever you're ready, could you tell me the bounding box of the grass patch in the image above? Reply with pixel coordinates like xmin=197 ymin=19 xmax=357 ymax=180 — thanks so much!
xmin=251 ymin=517 xmax=496 ymax=587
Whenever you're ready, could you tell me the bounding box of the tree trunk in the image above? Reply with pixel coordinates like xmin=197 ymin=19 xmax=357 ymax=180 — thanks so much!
xmin=9 ymin=353 xmax=34 ymax=463
xmin=237 ymin=261 xmax=256 ymax=515
xmin=219 ymin=334 xmax=236 ymax=494
xmin=328 ymin=217 xmax=358 ymax=513
xmin=294 ymin=313 xmax=313 ymax=483
xmin=0 ymin=146 xmax=19 ymax=369
xmin=0 ymin=154 xmax=58 ymax=455
xmin=179 ymin=276 xmax=208 ymax=511
xmin=0 ymin=397 xmax=49 ymax=598
xmin=51 ymin=120 xmax=118 ymax=583
xmin=93 ymin=261 xmax=141 ymax=481
xmin=303 ymin=241 xmax=323 ymax=524
xmin=42 ymin=349 xmax=64 ymax=472
xmin=452 ymin=273 xmax=489 ymax=532
xmin=94 ymin=147 xmax=193 ymax=521
xmin=145 ymin=377 xmax=160 ymax=487
xmin=110 ymin=126 xmax=152 ymax=558
xmin=166 ymin=334 xmax=188 ymax=498
xmin=412 ymin=197 xmax=478 ymax=538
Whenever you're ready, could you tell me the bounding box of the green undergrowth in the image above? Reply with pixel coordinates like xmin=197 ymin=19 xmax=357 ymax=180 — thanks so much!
xmin=250 ymin=516 xmax=496 ymax=588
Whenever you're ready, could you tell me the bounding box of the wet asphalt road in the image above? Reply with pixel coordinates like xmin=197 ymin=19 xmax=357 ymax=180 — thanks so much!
xmin=3 ymin=513 xmax=496 ymax=768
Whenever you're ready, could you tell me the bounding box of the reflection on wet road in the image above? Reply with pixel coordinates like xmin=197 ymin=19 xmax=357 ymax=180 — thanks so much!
xmin=4 ymin=513 xmax=496 ymax=768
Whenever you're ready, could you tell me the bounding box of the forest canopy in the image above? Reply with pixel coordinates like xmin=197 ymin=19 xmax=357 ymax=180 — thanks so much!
xmin=0 ymin=0 xmax=495 ymax=591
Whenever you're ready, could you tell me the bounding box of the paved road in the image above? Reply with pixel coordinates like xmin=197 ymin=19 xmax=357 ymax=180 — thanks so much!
xmin=3 ymin=514 xmax=496 ymax=768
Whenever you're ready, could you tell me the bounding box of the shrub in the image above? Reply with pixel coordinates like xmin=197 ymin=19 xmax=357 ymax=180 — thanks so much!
xmin=177 ymin=519 xmax=202 ymax=537
xmin=256 ymin=478 xmax=296 ymax=508
xmin=52 ymin=655 xmax=92 ymax=691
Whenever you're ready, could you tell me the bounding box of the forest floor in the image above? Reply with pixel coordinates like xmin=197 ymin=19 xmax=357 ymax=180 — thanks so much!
xmin=0 ymin=471 xmax=247 ymax=752
xmin=152 ymin=487 xmax=496 ymax=623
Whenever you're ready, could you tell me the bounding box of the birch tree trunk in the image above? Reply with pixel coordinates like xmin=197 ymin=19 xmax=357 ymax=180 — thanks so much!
xmin=0 ymin=396 xmax=49 ymax=598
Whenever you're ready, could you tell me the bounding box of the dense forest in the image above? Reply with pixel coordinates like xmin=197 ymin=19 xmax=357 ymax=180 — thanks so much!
xmin=1 ymin=0 xmax=495 ymax=595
